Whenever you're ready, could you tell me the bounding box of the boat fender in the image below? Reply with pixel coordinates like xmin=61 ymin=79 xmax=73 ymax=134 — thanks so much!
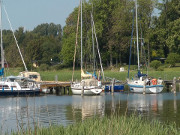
xmin=152 ymin=79 xmax=157 ymax=85
xmin=98 ymin=81 xmax=101 ymax=86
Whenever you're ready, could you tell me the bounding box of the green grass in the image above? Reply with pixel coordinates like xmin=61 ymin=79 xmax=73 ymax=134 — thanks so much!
xmin=11 ymin=115 xmax=180 ymax=135
xmin=4 ymin=66 xmax=180 ymax=81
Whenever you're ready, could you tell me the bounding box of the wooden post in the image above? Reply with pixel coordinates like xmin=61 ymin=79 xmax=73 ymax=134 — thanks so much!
xmin=143 ymin=80 xmax=146 ymax=95
xmin=56 ymin=87 xmax=59 ymax=95
xmin=81 ymin=81 xmax=84 ymax=96
xmin=64 ymin=87 xmax=66 ymax=95
xmin=111 ymin=78 xmax=115 ymax=95
xmin=53 ymin=87 xmax=56 ymax=94
xmin=55 ymin=75 xmax=58 ymax=82
xmin=59 ymin=87 xmax=62 ymax=95
xmin=172 ymin=77 xmax=176 ymax=94
xmin=66 ymin=87 xmax=69 ymax=95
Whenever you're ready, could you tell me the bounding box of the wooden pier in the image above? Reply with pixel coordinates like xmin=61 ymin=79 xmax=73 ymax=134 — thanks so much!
xmin=38 ymin=77 xmax=180 ymax=95
xmin=164 ymin=77 xmax=180 ymax=93
xmin=39 ymin=81 xmax=71 ymax=95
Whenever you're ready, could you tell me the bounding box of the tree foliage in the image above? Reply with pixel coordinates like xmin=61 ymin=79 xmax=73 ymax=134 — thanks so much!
xmin=165 ymin=53 xmax=180 ymax=67
xmin=2 ymin=0 xmax=180 ymax=70
xmin=3 ymin=23 xmax=62 ymax=69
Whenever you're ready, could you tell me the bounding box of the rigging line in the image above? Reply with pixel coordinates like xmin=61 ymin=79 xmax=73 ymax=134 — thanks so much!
xmin=91 ymin=13 xmax=105 ymax=81
xmin=91 ymin=11 xmax=95 ymax=72
xmin=0 ymin=0 xmax=4 ymax=70
xmin=128 ymin=8 xmax=135 ymax=78
xmin=72 ymin=0 xmax=81 ymax=82
xmin=81 ymin=0 xmax=83 ymax=71
xmin=3 ymin=5 xmax=28 ymax=71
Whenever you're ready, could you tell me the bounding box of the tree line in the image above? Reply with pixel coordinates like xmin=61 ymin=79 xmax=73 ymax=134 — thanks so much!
xmin=2 ymin=0 xmax=180 ymax=70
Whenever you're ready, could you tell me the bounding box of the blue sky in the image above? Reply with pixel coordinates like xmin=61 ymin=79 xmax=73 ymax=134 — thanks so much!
xmin=2 ymin=0 xmax=79 ymax=31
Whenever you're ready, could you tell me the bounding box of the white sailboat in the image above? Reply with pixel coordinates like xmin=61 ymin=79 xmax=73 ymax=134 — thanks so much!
xmin=127 ymin=0 xmax=163 ymax=94
xmin=71 ymin=0 xmax=102 ymax=95
xmin=0 ymin=0 xmax=40 ymax=96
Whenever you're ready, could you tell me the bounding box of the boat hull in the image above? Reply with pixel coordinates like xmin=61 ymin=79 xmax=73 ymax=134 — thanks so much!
xmin=104 ymin=85 xmax=124 ymax=92
xmin=128 ymin=84 xmax=163 ymax=94
xmin=0 ymin=89 xmax=40 ymax=96
xmin=71 ymin=86 xmax=102 ymax=95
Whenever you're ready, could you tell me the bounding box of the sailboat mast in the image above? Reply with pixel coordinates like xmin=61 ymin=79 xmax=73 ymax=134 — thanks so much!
xmin=81 ymin=0 xmax=83 ymax=70
xmin=135 ymin=0 xmax=140 ymax=70
xmin=91 ymin=12 xmax=95 ymax=71
xmin=0 ymin=0 xmax=4 ymax=69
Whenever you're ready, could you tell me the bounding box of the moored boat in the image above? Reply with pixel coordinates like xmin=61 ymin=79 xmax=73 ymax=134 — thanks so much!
xmin=0 ymin=76 xmax=40 ymax=96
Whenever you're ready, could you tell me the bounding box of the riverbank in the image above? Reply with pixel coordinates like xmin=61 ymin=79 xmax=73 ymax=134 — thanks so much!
xmin=12 ymin=115 xmax=179 ymax=135
xmin=6 ymin=67 xmax=180 ymax=81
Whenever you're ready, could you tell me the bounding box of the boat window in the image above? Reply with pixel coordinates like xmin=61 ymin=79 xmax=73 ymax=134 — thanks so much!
xmin=9 ymin=78 xmax=15 ymax=82
xmin=0 ymin=85 xmax=9 ymax=89
xmin=29 ymin=75 xmax=38 ymax=79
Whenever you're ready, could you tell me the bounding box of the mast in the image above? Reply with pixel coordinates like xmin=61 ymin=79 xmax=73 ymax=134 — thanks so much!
xmin=135 ymin=0 xmax=140 ymax=70
xmin=0 ymin=0 xmax=4 ymax=69
xmin=91 ymin=14 xmax=105 ymax=80
xmin=81 ymin=0 xmax=83 ymax=70
xmin=3 ymin=6 xmax=28 ymax=71
xmin=91 ymin=5 xmax=95 ymax=72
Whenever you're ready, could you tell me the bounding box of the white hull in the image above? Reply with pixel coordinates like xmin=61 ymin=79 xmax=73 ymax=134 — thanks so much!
xmin=71 ymin=87 xmax=102 ymax=95
xmin=127 ymin=78 xmax=163 ymax=94
xmin=128 ymin=85 xmax=163 ymax=94
xmin=71 ymin=81 xmax=102 ymax=95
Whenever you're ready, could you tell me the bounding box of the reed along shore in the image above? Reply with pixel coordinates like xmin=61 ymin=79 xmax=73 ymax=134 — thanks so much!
xmin=11 ymin=115 xmax=180 ymax=135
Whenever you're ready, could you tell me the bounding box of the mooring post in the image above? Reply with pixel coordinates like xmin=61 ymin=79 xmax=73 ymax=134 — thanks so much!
xmin=55 ymin=75 xmax=58 ymax=82
xmin=64 ymin=87 xmax=66 ymax=95
xmin=81 ymin=81 xmax=84 ymax=96
xmin=56 ymin=87 xmax=59 ymax=95
xmin=67 ymin=87 xmax=69 ymax=95
xmin=143 ymin=80 xmax=146 ymax=94
xmin=59 ymin=87 xmax=62 ymax=95
xmin=53 ymin=87 xmax=56 ymax=94
xmin=111 ymin=78 xmax=115 ymax=95
xmin=172 ymin=77 xmax=176 ymax=94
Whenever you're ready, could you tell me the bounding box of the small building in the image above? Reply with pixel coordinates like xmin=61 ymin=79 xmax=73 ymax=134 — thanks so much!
xmin=120 ymin=67 xmax=125 ymax=72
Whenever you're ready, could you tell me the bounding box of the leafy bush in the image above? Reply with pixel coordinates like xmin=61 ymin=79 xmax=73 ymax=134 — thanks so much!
xmin=39 ymin=64 xmax=49 ymax=71
xmin=157 ymin=66 xmax=164 ymax=71
xmin=150 ymin=60 xmax=161 ymax=70
xmin=165 ymin=53 xmax=180 ymax=67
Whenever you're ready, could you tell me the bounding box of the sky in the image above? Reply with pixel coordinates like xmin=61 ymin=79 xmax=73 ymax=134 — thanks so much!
xmin=2 ymin=0 xmax=80 ymax=31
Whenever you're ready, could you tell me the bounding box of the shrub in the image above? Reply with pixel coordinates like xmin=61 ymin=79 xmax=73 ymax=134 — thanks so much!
xmin=150 ymin=60 xmax=161 ymax=70
xmin=39 ymin=64 xmax=49 ymax=71
xmin=165 ymin=53 xmax=180 ymax=67
xmin=157 ymin=66 xmax=164 ymax=71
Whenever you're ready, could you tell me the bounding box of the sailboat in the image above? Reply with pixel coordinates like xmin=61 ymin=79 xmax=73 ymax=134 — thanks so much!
xmin=127 ymin=0 xmax=163 ymax=94
xmin=0 ymin=0 xmax=40 ymax=96
xmin=71 ymin=0 xmax=102 ymax=95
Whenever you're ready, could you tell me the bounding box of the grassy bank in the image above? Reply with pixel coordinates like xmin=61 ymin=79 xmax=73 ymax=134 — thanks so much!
xmin=5 ymin=67 xmax=180 ymax=81
xmin=39 ymin=69 xmax=180 ymax=82
xmin=11 ymin=115 xmax=180 ymax=135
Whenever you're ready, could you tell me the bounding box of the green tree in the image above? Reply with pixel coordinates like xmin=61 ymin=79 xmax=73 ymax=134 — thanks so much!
xmin=165 ymin=53 xmax=180 ymax=67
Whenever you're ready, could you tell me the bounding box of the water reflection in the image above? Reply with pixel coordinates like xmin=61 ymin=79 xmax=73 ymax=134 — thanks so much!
xmin=71 ymin=95 xmax=105 ymax=120
xmin=1 ymin=92 xmax=180 ymax=133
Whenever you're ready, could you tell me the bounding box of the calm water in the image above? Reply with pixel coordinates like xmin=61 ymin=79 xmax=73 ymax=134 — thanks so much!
xmin=1 ymin=92 xmax=180 ymax=133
